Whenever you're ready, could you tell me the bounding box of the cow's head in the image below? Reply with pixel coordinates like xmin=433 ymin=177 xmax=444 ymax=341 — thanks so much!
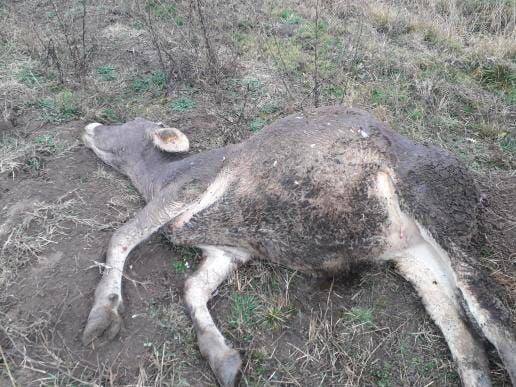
xmin=82 ymin=118 xmax=189 ymax=172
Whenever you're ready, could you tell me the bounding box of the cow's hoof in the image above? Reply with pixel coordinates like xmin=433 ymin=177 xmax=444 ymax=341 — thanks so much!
xmin=213 ymin=349 xmax=242 ymax=387
xmin=82 ymin=293 xmax=123 ymax=346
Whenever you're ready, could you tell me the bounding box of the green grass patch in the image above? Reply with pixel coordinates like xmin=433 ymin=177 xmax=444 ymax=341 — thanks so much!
xmin=233 ymin=32 xmax=257 ymax=53
xmin=370 ymin=85 xmax=409 ymax=107
xmin=33 ymin=134 xmax=62 ymax=153
xmin=17 ymin=66 xmax=45 ymax=87
xmin=372 ymin=362 xmax=392 ymax=387
xmin=260 ymin=102 xmax=280 ymax=115
xmin=432 ymin=115 xmax=461 ymax=131
xmin=25 ymin=156 xmax=43 ymax=173
xmin=472 ymin=62 xmax=515 ymax=93
xmin=411 ymin=357 xmax=439 ymax=377
xmin=96 ymin=65 xmax=116 ymax=81
xmin=171 ymin=246 xmax=199 ymax=273
xmin=144 ymin=0 xmax=175 ymax=18
xmin=266 ymin=39 xmax=304 ymax=75
xmin=144 ymin=0 xmax=183 ymax=25
xmin=324 ymin=84 xmax=346 ymax=99
xmin=295 ymin=19 xmax=333 ymax=52
xmin=408 ymin=107 xmax=424 ymax=121
xmin=241 ymin=78 xmax=262 ymax=93
xmin=229 ymin=294 xmax=258 ymax=329
xmin=344 ymin=307 xmax=374 ymax=325
xmin=499 ymin=135 xmax=516 ymax=157
xmin=279 ymin=10 xmax=304 ymax=25
xmin=131 ymin=71 xmax=167 ymax=93
xmin=33 ymin=91 xmax=81 ymax=123
xmin=249 ymin=118 xmax=266 ymax=132
xmin=98 ymin=108 xmax=121 ymax=123
xmin=171 ymin=97 xmax=195 ymax=112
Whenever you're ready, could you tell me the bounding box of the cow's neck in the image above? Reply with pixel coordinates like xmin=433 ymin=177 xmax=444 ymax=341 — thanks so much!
xmin=124 ymin=152 xmax=190 ymax=202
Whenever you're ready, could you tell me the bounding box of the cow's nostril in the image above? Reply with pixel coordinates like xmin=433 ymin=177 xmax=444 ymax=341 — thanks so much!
xmin=84 ymin=122 xmax=101 ymax=136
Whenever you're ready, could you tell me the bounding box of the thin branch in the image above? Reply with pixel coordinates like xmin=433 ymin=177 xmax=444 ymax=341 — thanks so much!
xmin=195 ymin=0 xmax=220 ymax=83
xmin=0 ymin=341 xmax=17 ymax=387
xmin=313 ymin=0 xmax=320 ymax=108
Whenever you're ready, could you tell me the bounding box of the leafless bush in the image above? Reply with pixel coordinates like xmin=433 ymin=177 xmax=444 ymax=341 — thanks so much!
xmin=13 ymin=0 xmax=98 ymax=84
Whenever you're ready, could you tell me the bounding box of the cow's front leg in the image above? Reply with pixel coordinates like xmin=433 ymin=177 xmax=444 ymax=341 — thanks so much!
xmin=185 ymin=246 xmax=251 ymax=387
xmin=82 ymin=198 xmax=186 ymax=346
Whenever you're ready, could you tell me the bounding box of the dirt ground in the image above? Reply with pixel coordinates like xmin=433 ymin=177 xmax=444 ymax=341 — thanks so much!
xmin=0 ymin=0 xmax=515 ymax=386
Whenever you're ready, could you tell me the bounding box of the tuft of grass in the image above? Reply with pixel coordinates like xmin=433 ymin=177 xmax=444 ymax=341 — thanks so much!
xmin=260 ymin=102 xmax=280 ymax=115
xmin=241 ymin=77 xmax=262 ymax=93
xmin=144 ymin=0 xmax=183 ymax=24
xmin=344 ymin=307 xmax=374 ymax=325
xmin=171 ymin=97 xmax=196 ymax=112
xmin=472 ymin=62 xmax=515 ymax=92
xmin=266 ymin=39 xmax=304 ymax=75
xmin=279 ymin=10 xmax=304 ymax=25
xmin=95 ymin=65 xmax=116 ymax=81
xmin=249 ymin=118 xmax=266 ymax=132
xmin=324 ymin=84 xmax=346 ymax=99
xmin=370 ymin=85 xmax=409 ymax=107
xmin=264 ymin=303 xmax=294 ymax=329
xmin=473 ymin=122 xmax=505 ymax=140
xmin=370 ymin=8 xmax=414 ymax=37
xmin=33 ymin=134 xmax=62 ymax=154
xmin=422 ymin=27 xmax=461 ymax=50
xmin=33 ymin=91 xmax=81 ymax=123
xmin=170 ymin=246 xmax=199 ymax=273
xmin=408 ymin=107 xmax=424 ymax=121
xmin=145 ymin=0 xmax=176 ymax=17
xmin=372 ymin=362 xmax=392 ymax=387
xmin=411 ymin=357 xmax=439 ymax=377
xmin=97 ymin=108 xmax=121 ymax=123
xmin=499 ymin=135 xmax=516 ymax=157
xmin=173 ymin=259 xmax=190 ymax=273
xmin=229 ymin=294 xmax=258 ymax=329
xmin=17 ymin=66 xmax=44 ymax=87
xmin=131 ymin=71 xmax=167 ymax=93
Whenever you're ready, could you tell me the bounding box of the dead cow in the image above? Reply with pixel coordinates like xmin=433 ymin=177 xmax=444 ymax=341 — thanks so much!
xmin=82 ymin=106 xmax=515 ymax=387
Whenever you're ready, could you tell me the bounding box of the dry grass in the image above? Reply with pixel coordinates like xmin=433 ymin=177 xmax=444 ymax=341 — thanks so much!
xmin=0 ymin=0 xmax=515 ymax=385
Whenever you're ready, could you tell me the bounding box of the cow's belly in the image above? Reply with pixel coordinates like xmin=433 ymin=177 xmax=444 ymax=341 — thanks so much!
xmin=165 ymin=195 xmax=395 ymax=276
xmin=164 ymin=171 xmax=427 ymax=276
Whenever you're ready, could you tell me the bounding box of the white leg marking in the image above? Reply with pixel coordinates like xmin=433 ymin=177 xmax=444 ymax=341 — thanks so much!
xmin=395 ymin=244 xmax=491 ymax=387
xmin=185 ymin=246 xmax=251 ymax=386
xmin=459 ymin=278 xmax=516 ymax=384
xmin=375 ymin=172 xmax=491 ymax=386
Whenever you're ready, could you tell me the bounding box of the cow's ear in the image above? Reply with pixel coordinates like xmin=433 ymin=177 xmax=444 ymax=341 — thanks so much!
xmin=150 ymin=127 xmax=189 ymax=153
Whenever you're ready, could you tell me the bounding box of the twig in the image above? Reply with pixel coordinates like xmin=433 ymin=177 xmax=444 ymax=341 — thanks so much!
xmin=195 ymin=0 xmax=220 ymax=83
xmin=80 ymin=0 xmax=88 ymax=76
xmin=313 ymin=0 xmax=321 ymax=108
xmin=0 ymin=341 xmax=17 ymax=387
xmin=85 ymin=260 xmax=149 ymax=289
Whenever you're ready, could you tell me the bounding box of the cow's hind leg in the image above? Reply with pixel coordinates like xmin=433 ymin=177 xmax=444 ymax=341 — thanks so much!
xmin=184 ymin=245 xmax=251 ymax=387
xmin=394 ymin=242 xmax=492 ymax=387
xmin=452 ymin=252 xmax=516 ymax=384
